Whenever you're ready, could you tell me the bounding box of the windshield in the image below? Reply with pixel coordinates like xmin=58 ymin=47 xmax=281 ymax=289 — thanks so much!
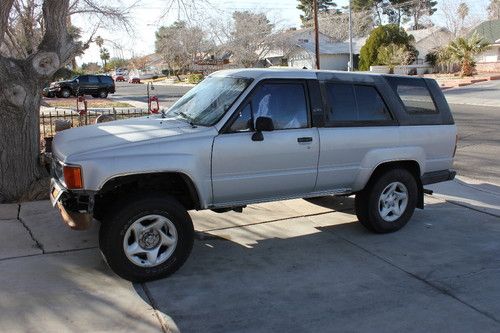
xmin=166 ymin=76 xmax=252 ymax=126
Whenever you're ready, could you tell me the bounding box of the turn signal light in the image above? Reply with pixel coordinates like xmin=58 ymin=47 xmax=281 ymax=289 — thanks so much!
xmin=63 ymin=165 xmax=83 ymax=189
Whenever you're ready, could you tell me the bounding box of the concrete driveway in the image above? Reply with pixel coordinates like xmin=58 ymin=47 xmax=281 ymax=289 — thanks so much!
xmin=1 ymin=180 xmax=499 ymax=332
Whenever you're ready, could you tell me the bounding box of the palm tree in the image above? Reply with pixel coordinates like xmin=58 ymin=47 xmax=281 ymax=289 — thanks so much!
xmin=447 ymin=33 xmax=490 ymax=77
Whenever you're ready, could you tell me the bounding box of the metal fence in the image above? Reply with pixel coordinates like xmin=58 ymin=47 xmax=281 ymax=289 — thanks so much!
xmin=40 ymin=108 xmax=150 ymax=138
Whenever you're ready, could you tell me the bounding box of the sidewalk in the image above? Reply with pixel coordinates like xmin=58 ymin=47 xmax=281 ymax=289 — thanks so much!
xmin=428 ymin=175 xmax=500 ymax=217
xmin=1 ymin=176 xmax=499 ymax=332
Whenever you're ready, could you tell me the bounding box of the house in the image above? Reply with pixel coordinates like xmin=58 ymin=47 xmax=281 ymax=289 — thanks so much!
xmin=260 ymin=28 xmax=335 ymax=67
xmin=469 ymin=19 xmax=500 ymax=72
xmin=287 ymin=37 xmax=366 ymax=70
xmin=406 ymin=27 xmax=453 ymax=64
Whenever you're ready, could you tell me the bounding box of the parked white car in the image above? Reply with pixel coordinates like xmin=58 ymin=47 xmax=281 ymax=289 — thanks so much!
xmin=50 ymin=68 xmax=457 ymax=282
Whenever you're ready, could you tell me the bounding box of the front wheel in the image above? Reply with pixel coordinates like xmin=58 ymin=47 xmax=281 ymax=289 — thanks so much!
xmin=98 ymin=90 xmax=108 ymax=98
xmin=355 ymin=168 xmax=418 ymax=233
xmin=99 ymin=195 xmax=194 ymax=282
xmin=61 ymin=89 xmax=71 ymax=98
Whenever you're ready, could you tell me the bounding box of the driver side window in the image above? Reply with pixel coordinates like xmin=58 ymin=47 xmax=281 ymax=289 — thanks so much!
xmin=229 ymin=103 xmax=253 ymax=132
xmin=252 ymin=82 xmax=308 ymax=130
xmin=227 ymin=81 xmax=309 ymax=132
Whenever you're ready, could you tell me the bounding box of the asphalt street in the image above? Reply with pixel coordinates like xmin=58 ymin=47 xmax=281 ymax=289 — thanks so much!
xmin=443 ymin=80 xmax=500 ymax=184
xmin=110 ymin=81 xmax=192 ymax=108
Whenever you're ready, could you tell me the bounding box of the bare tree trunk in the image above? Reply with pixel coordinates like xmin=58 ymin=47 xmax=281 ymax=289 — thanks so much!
xmin=0 ymin=0 xmax=80 ymax=202
xmin=0 ymin=58 xmax=48 ymax=202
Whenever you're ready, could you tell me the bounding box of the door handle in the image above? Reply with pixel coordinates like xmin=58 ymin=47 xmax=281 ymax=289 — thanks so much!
xmin=297 ymin=137 xmax=313 ymax=143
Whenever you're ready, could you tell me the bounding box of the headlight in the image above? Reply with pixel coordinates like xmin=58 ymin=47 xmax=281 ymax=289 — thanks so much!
xmin=63 ymin=165 xmax=84 ymax=189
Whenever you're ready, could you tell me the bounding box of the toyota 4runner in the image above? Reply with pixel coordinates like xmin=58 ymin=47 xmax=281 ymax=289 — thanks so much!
xmin=50 ymin=69 xmax=457 ymax=282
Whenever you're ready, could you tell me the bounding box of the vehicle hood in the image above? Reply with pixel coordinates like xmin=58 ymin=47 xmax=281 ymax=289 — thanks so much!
xmin=51 ymin=79 xmax=74 ymax=86
xmin=52 ymin=116 xmax=209 ymax=161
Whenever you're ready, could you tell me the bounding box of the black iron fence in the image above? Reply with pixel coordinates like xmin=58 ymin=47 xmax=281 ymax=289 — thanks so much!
xmin=40 ymin=108 xmax=150 ymax=138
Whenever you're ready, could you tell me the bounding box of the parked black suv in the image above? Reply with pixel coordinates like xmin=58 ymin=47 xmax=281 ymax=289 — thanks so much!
xmin=49 ymin=75 xmax=115 ymax=98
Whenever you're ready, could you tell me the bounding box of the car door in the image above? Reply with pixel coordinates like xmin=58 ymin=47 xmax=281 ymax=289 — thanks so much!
xmin=211 ymin=80 xmax=320 ymax=205
xmin=315 ymin=81 xmax=399 ymax=192
xmin=87 ymin=75 xmax=101 ymax=95
xmin=76 ymin=75 xmax=89 ymax=95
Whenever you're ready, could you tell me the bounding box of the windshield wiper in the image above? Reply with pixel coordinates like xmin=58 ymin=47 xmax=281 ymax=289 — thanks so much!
xmin=177 ymin=111 xmax=197 ymax=128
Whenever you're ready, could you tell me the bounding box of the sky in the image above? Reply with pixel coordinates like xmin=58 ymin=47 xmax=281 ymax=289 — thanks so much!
xmin=74 ymin=0 xmax=490 ymax=65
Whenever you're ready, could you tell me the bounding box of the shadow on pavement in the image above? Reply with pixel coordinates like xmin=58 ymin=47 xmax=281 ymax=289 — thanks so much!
xmin=135 ymin=199 xmax=500 ymax=333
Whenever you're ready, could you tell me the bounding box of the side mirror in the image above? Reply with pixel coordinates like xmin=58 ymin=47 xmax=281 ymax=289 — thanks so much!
xmin=255 ymin=116 xmax=274 ymax=131
xmin=252 ymin=116 xmax=274 ymax=141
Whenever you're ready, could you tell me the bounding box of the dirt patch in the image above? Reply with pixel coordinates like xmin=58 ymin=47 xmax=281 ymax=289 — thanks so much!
xmin=43 ymin=98 xmax=133 ymax=108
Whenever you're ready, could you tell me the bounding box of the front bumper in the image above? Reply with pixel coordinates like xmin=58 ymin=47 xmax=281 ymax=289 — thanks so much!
xmin=50 ymin=178 xmax=93 ymax=230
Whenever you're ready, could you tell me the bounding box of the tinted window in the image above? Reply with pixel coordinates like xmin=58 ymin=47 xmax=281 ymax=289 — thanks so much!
xmin=387 ymin=77 xmax=437 ymax=114
xmin=252 ymin=83 xmax=308 ymax=130
xmin=326 ymin=83 xmax=391 ymax=123
xmin=325 ymin=83 xmax=356 ymax=122
xmin=229 ymin=103 xmax=253 ymax=132
xmin=355 ymin=85 xmax=391 ymax=121
xmin=78 ymin=76 xmax=88 ymax=83
xmin=88 ymin=76 xmax=99 ymax=83
xmin=100 ymin=76 xmax=113 ymax=83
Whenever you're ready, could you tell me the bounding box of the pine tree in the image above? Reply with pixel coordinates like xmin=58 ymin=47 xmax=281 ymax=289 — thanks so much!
xmin=297 ymin=0 xmax=338 ymax=25
xmin=488 ymin=0 xmax=500 ymax=19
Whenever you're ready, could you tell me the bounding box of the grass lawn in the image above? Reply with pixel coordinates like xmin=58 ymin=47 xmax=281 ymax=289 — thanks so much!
xmin=43 ymin=98 xmax=133 ymax=108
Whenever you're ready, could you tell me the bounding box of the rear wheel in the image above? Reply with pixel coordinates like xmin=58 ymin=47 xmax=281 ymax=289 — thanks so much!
xmin=355 ymin=168 xmax=418 ymax=233
xmin=98 ymin=90 xmax=108 ymax=98
xmin=99 ymin=195 xmax=194 ymax=282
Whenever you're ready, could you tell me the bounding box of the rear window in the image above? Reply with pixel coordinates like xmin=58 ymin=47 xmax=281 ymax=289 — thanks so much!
xmin=386 ymin=77 xmax=437 ymax=114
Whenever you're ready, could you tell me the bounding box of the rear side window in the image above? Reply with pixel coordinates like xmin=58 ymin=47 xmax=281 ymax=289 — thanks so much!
xmin=100 ymin=76 xmax=113 ymax=84
xmin=387 ymin=77 xmax=437 ymax=114
xmin=88 ymin=76 xmax=99 ymax=83
xmin=354 ymin=85 xmax=391 ymax=121
xmin=325 ymin=83 xmax=391 ymax=124
xmin=325 ymin=83 xmax=356 ymax=122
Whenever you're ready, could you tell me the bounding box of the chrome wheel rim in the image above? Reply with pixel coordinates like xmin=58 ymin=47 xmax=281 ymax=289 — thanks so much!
xmin=378 ymin=182 xmax=408 ymax=222
xmin=123 ymin=214 xmax=178 ymax=267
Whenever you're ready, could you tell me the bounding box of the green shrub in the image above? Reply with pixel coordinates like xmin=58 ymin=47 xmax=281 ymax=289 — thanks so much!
xmin=359 ymin=24 xmax=418 ymax=71
xmin=377 ymin=43 xmax=414 ymax=72
xmin=187 ymin=73 xmax=204 ymax=84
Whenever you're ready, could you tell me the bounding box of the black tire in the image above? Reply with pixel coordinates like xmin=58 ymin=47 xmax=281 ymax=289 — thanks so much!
xmin=355 ymin=168 xmax=418 ymax=233
xmin=91 ymin=94 xmax=99 ymax=98
xmin=61 ymin=89 xmax=71 ymax=98
xmin=98 ymin=90 xmax=108 ymax=98
xmin=99 ymin=195 xmax=194 ymax=282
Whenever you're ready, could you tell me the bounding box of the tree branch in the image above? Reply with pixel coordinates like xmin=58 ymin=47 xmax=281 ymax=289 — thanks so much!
xmin=0 ymin=0 xmax=15 ymax=47
xmin=36 ymin=0 xmax=79 ymax=76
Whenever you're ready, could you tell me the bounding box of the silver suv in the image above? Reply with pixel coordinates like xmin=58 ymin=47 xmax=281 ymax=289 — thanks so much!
xmin=50 ymin=69 xmax=457 ymax=282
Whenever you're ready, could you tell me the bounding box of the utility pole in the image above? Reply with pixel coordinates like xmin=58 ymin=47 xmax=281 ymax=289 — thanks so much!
xmin=313 ymin=0 xmax=320 ymax=69
xmin=348 ymin=0 xmax=353 ymax=71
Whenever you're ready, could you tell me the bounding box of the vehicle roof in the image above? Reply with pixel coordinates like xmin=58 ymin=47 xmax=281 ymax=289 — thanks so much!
xmin=210 ymin=68 xmax=422 ymax=82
